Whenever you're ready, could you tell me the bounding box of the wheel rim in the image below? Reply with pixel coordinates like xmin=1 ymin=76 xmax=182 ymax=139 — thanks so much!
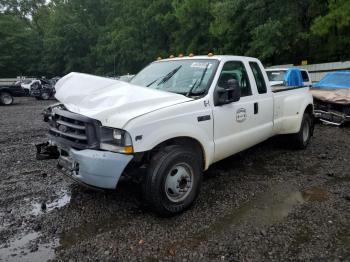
xmin=42 ymin=93 xmax=49 ymax=100
xmin=165 ymin=163 xmax=194 ymax=203
xmin=302 ymin=120 xmax=310 ymax=143
xmin=2 ymin=94 xmax=12 ymax=105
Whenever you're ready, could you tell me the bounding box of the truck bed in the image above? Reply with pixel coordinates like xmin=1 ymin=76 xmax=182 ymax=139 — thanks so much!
xmin=271 ymin=85 xmax=308 ymax=93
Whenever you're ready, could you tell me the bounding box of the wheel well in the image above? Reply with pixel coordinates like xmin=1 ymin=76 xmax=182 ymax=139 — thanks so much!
xmin=150 ymin=137 xmax=205 ymax=170
xmin=305 ymin=104 xmax=313 ymax=115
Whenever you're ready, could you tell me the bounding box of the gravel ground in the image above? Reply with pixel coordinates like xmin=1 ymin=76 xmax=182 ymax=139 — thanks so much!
xmin=0 ymin=97 xmax=349 ymax=262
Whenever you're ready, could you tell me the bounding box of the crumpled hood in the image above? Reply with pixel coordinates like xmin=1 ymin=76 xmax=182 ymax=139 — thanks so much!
xmin=55 ymin=72 xmax=192 ymax=128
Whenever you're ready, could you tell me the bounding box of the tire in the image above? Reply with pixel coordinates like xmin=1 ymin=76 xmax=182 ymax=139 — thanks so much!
xmin=41 ymin=92 xmax=50 ymax=100
xmin=144 ymin=145 xmax=202 ymax=216
xmin=0 ymin=92 xmax=14 ymax=105
xmin=291 ymin=113 xmax=313 ymax=149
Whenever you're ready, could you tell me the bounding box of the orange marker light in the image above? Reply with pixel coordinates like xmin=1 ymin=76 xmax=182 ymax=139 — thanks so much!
xmin=189 ymin=53 xmax=194 ymax=57
xmin=123 ymin=146 xmax=134 ymax=154
xmin=178 ymin=54 xmax=184 ymax=58
xmin=208 ymin=53 xmax=214 ymax=57
xmin=169 ymin=55 xmax=175 ymax=58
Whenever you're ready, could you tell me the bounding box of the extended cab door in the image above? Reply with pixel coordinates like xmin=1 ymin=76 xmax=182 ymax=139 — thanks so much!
xmin=212 ymin=60 xmax=273 ymax=162
xmin=247 ymin=60 xmax=274 ymax=140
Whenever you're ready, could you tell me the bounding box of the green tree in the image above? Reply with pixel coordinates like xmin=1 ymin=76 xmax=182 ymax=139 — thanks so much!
xmin=171 ymin=0 xmax=213 ymax=55
xmin=0 ymin=0 xmax=349 ymax=77
xmin=311 ymin=0 xmax=350 ymax=61
xmin=0 ymin=14 xmax=41 ymax=77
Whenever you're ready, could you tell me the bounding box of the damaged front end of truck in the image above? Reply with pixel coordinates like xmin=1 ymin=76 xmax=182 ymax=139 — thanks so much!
xmin=35 ymin=71 xmax=192 ymax=190
xmin=36 ymin=102 xmax=134 ymax=189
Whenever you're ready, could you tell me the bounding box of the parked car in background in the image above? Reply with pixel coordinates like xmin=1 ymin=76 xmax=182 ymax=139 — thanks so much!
xmin=36 ymin=55 xmax=314 ymax=216
xmin=0 ymin=83 xmax=29 ymax=105
xmin=50 ymin=77 xmax=61 ymax=85
xmin=116 ymin=74 xmax=135 ymax=82
xmin=266 ymin=68 xmax=312 ymax=87
xmin=310 ymin=71 xmax=350 ymax=125
xmin=20 ymin=79 xmax=41 ymax=91
xmin=30 ymin=79 xmax=56 ymax=100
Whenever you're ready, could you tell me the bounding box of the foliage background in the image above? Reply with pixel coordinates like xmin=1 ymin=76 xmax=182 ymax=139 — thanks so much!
xmin=0 ymin=0 xmax=349 ymax=77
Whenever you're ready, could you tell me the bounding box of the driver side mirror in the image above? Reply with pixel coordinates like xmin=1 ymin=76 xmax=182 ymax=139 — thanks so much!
xmin=214 ymin=79 xmax=241 ymax=106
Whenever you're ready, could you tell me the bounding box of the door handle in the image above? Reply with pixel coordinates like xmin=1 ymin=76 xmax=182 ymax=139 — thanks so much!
xmin=254 ymin=102 xmax=259 ymax=114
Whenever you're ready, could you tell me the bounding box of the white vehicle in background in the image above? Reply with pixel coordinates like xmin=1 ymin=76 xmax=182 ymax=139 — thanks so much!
xmin=20 ymin=79 xmax=41 ymax=91
xmin=36 ymin=55 xmax=314 ymax=216
xmin=266 ymin=68 xmax=312 ymax=87
xmin=117 ymin=74 xmax=135 ymax=82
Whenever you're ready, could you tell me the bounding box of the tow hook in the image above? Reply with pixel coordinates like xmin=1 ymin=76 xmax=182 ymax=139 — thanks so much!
xmin=35 ymin=142 xmax=60 ymax=160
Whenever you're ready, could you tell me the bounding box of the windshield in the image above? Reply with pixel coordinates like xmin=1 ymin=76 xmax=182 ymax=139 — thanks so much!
xmin=130 ymin=59 xmax=219 ymax=96
xmin=267 ymin=70 xmax=286 ymax=81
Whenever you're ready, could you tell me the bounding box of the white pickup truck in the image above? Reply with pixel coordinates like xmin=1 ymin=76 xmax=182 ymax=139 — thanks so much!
xmin=37 ymin=55 xmax=314 ymax=216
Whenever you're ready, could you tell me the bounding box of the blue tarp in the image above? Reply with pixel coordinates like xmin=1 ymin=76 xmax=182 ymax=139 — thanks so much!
xmin=283 ymin=68 xmax=303 ymax=86
xmin=313 ymin=71 xmax=350 ymax=89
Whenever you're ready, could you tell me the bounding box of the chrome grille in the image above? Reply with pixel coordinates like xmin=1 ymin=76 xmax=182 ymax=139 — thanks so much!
xmin=48 ymin=109 xmax=99 ymax=149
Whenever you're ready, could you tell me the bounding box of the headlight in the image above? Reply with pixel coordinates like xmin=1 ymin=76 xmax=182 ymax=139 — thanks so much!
xmin=100 ymin=127 xmax=133 ymax=154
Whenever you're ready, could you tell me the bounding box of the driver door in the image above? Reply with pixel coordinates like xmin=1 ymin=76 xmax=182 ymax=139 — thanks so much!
xmin=212 ymin=60 xmax=258 ymax=162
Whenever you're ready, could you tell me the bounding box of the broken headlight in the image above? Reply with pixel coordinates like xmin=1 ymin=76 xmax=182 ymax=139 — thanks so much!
xmin=100 ymin=127 xmax=133 ymax=154
xmin=43 ymin=103 xmax=65 ymax=122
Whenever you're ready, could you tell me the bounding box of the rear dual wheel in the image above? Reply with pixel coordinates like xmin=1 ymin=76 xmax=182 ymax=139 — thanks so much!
xmin=292 ymin=112 xmax=313 ymax=149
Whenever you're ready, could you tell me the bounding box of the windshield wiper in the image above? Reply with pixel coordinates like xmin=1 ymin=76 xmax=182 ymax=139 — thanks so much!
xmin=186 ymin=63 xmax=209 ymax=97
xmin=157 ymin=65 xmax=182 ymax=86
xmin=146 ymin=65 xmax=182 ymax=87
xmin=146 ymin=78 xmax=159 ymax=87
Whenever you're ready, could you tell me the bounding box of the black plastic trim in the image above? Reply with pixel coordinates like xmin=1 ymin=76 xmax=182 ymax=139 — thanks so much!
xmin=197 ymin=115 xmax=211 ymax=122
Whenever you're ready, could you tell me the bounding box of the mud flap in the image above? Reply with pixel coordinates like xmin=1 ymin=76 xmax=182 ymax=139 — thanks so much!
xmin=36 ymin=142 xmax=60 ymax=160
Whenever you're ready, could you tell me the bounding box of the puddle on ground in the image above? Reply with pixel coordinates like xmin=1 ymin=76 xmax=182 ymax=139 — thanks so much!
xmin=302 ymin=187 xmax=328 ymax=202
xmin=185 ymin=184 xmax=329 ymax=248
xmin=58 ymin=215 xmax=125 ymax=250
xmin=30 ymin=189 xmax=71 ymax=216
xmin=0 ymin=190 xmax=70 ymax=261
xmin=0 ymin=232 xmax=57 ymax=262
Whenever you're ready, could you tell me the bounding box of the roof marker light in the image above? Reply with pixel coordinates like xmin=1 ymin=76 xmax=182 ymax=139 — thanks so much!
xmin=189 ymin=53 xmax=194 ymax=57
xmin=169 ymin=55 xmax=175 ymax=58
xmin=208 ymin=53 xmax=214 ymax=57
xmin=178 ymin=54 xmax=184 ymax=58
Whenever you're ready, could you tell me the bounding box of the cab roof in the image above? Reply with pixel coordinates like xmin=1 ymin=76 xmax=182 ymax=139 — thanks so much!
xmin=157 ymin=55 xmax=260 ymax=63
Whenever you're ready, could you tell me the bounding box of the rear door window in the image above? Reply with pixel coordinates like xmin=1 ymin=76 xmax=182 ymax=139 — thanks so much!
xmin=249 ymin=62 xmax=267 ymax=94
xmin=301 ymin=71 xmax=309 ymax=82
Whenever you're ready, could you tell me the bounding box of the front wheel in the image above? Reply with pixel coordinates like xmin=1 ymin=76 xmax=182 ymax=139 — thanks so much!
xmin=292 ymin=113 xmax=313 ymax=149
xmin=144 ymin=145 xmax=202 ymax=216
xmin=0 ymin=92 xmax=14 ymax=105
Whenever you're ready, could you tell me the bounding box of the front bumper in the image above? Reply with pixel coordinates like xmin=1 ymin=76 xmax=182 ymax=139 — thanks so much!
xmin=57 ymin=147 xmax=133 ymax=189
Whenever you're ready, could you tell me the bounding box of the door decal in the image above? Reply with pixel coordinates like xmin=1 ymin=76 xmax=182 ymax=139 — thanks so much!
xmin=236 ymin=108 xmax=247 ymax=123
